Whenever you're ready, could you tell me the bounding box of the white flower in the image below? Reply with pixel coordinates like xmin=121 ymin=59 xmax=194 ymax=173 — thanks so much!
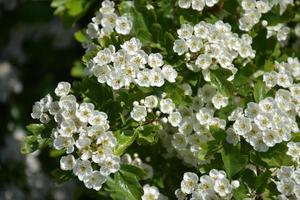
xmin=206 ymin=0 xmax=219 ymax=7
xmin=83 ymin=171 xmax=106 ymax=191
xmin=277 ymin=179 xmax=295 ymax=196
xmin=86 ymin=23 xmax=99 ymax=39
xmin=150 ymin=69 xmax=165 ymax=87
xmin=262 ymin=130 xmax=281 ymax=147
xmin=195 ymin=54 xmax=212 ymax=69
xmin=131 ymin=105 xmax=147 ymax=121
xmin=277 ymin=73 xmax=293 ymax=88
xmin=160 ymin=98 xmax=175 ymax=114
xmin=31 ymin=102 xmax=43 ymax=120
xmin=214 ymin=178 xmax=232 ymax=197
xmin=121 ymin=37 xmax=142 ymax=55
xmin=209 ymin=169 xmax=226 ymax=180
xmin=212 ymin=92 xmax=228 ymax=109
xmin=178 ymin=0 xmax=192 ymax=8
xmin=226 ymin=128 xmax=240 ymax=145
xmin=142 ymin=185 xmax=160 ymax=200
xmin=144 ymin=95 xmax=159 ymax=108
xmin=73 ymin=159 xmax=93 ymax=181
xmin=192 ymin=0 xmax=205 ymax=11
xmin=115 ymin=16 xmax=132 ymax=35
xmin=181 ymin=172 xmax=199 ymax=194
xmin=168 ymin=112 xmax=182 ymax=127
xmin=161 ymin=65 xmax=177 ymax=82
xmin=100 ymin=0 xmax=115 ymax=15
xmin=187 ymin=36 xmax=203 ymax=52
xmin=93 ymin=48 xmax=113 ymax=66
xmin=60 ymin=155 xmax=75 ymax=170
xmin=88 ymin=111 xmax=108 ymax=126
xmin=136 ymin=70 xmax=151 ymax=87
xmin=177 ymin=24 xmax=194 ymax=39
xmin=55 ymin=82 xmax=71 ymax=97
xmin=233 ymin=117 xmax=252 ymax=135
xmin=76 ymin=103 xmax=95 ymax=123
xmin=53 ymin=136 xmax=75 ymax=153
xmin=228 ymin=107 xmax=244 ymax=121
xmin=263 ymin=71 xmax=278 ymax=88
xmin=196 ymin=108 xmax=214 ymax=125
xmin=241 ymin=0 xmax=256 ymax=11
xmin=258 ymin=97 xmax=275 ymax=113
xmin=100 ymin=155 xmax=120 ymax=176
xmin=254 ymin=114 xmax=272 ymax=130
xmin=173 ymin=39 xmax=188 ymax=55
xmin=148 ymin=53 xmax=164 ymax=68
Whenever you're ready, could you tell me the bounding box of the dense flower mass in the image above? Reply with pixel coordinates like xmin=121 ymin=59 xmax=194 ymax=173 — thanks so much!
xmin=86 ymin=0 xmax=132 ymax=39
xmin=87 ymin=37 xmax=177 ymax=89
xmin=175 ymin=170 xmax=239 ymax=199
xmin=275 ymin=166 xmax=300 ymax=199
xmin=178 ymin=0 xmax=220 ymax=11
xmin=31 ymin=82 xmax=120 ymax=191
xmin=239 ymin=0 xmax=294 ymax=32
xmin=24 ymin=0 xmax=300 ymax=199
xmin=173 ymin=20 xmax=255 ymax=81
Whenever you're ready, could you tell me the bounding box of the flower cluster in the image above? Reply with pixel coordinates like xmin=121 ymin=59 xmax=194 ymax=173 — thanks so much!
xmin=88 ymin=37 xmax=177 ymax=89
xmin=173 ymin=21 xmax=255 ymax=81
xmin=31 ymin=82 xmax=120 ymax=191
xmin=86 ymin=0 xmax=132 ymax=39
xmin=239 ymin=0 xmax=294 ymax=32
xmin=130 ymin=94 xmax=179 ymax=123
xmin=275 ymin=166 xmax=300 ymax=199
xmin=175 ymin=170 xmax=239 ymax=199
xmin=151 ymin=84 xmax=228 ymax=166
xmin=142 ymin=184 xmax=167 ymax=200
xmin=287 ymin=142 xmax=300 ymax=164
xmin=263 ymin=57 xmax=300 ymax=87
xmin=178 ymin=0 xmax=220 ymax=11
xmin=228 ymin=89 xmax=299 ymax=152
xmin=267 ymin=23 xmax=290 ymax=42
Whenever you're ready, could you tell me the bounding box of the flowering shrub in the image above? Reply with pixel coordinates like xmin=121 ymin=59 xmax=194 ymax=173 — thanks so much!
xmin=22 ymin=0 xmax=300 ymax=199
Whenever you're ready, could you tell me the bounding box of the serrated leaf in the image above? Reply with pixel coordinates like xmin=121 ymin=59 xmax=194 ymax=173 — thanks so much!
xmin=108 ymin=166 xmax=143 ymax=200
xmin=114 ymin=130 xmax=137 ymax=156
xmin=136 ymin=125 xmax=161 ymax=145
xmin=253 ymin=81 xmax=267 ymax=103
xmin=221 ymin=143 xmax=248 ymax=179
xmin=26 ymin=124 xmax=46 ymax=135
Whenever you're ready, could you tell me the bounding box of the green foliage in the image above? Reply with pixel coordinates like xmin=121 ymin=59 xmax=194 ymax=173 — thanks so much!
xmin=21 ymin=124 xmax=51 ymax=154
xmin=253 ymin=80 xmax=267 ymax=103
xmin=19 ymin=0 xmax=300 ymax=199
xmin=221 ymin=143 xmax=248 ymax=179
xmin=106 ymin=165 xmax=144 ymax=200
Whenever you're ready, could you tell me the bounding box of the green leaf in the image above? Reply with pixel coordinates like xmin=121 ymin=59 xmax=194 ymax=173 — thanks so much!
xmin=51 ymin=169 xmax=74 ymax=184
xmin=256 ymin=171 xmax=272 ymax=193
xmin=74 ymin=30 xmax=88 ymax=43
xmin=233 ymin=183 xmax=248 ymax=200
xmin=210 ymin=69 xmax=234 ymax=97
xmin=114 ymin=130 xmax=137 ymax=156
xmin=136 ymin=125 xmax=161 ymax=145
xmin=253 ymin=81 xmax=267 ymax=103
xmin=21 ymin=135 xmax=39 ymax=154
xmin=221 ymin=143 xmax=248 ymax=179
xmin=107 ymin=165 xmax=143 ymax=200
xmin=120 ymin=164 xmax=146 ymax=180
xmin=258 ymin=143 xmax=293 ymax=168
xmin=71 ymin=61 xmax=85 ymax=78
xmin=26 ymin=124 xmax=46 ymax=135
